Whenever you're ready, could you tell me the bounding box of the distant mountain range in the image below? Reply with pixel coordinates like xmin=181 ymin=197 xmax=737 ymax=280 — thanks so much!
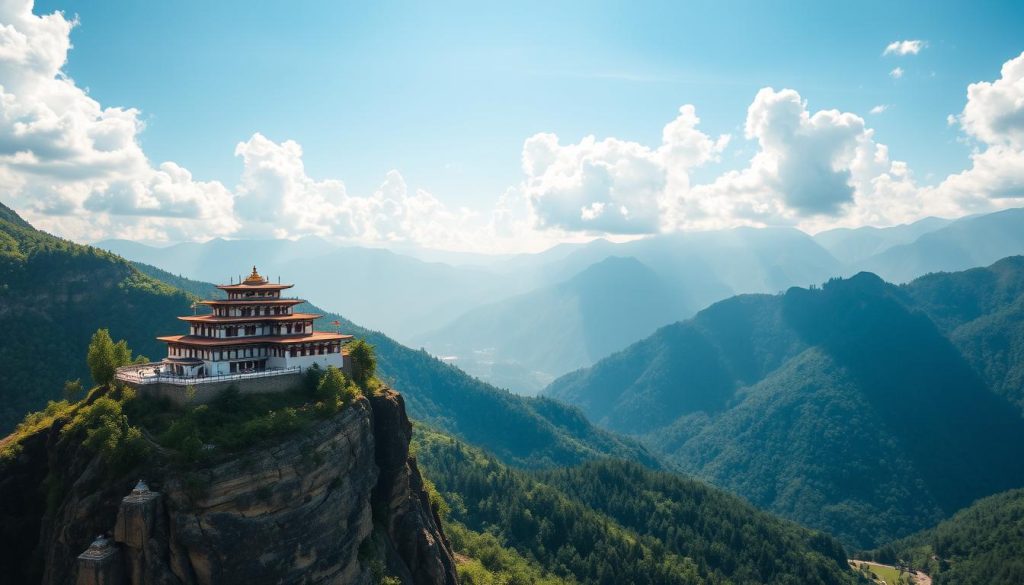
xmin=99 ymin=207 xmax=1024 ymax=395
xmin=545 ymin=256 xmax=1024 ymax=548
xmin=0 ymin=202 xmax=651 ymax=469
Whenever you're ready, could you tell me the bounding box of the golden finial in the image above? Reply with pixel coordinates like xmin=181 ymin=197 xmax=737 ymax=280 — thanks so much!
xmin=243 ymin=265 xmax=266 ymax=285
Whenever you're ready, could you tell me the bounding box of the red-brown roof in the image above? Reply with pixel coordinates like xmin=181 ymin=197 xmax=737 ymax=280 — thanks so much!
xmin=215 ymin=283 xmax=294 ymax=291
xmin=157 ymin=331 xmax=352 ymax=347
xmin=178 ymin=312 xmax=322 ymax=324
xmin=197 ymin=298 xmax=303 ymax=306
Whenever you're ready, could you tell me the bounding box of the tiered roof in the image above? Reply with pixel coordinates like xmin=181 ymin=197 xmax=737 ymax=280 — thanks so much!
xmin=216 ymin=266 xmax=294 ymax=292
xmin=158 ymin=332 xmax=351 ymax=347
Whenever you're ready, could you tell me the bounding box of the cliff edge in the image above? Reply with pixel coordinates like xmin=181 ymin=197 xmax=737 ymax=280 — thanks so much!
xmin=0 ymin=388 xmax=458 ymax=585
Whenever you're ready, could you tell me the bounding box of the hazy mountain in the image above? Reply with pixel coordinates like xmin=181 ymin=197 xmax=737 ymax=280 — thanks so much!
xmin=813 ymin=216 xmax=953 ymax=264
xmin=538 ymin=227 xmax=843 ymax=309
xmin=545 ymin=258 xmax=1024 ymax=547
xmin=414 ymin=256 xmax=690 ymax=394
xmin=98 ymin=237 xmax=521 ymax=341
xmin=101 ymin=208 xmax=1024 ymax=399
xmin=856 ymin=208 xmax=1024 ymax=282
xmin=413 ymin=227 xmax=845 ymax=393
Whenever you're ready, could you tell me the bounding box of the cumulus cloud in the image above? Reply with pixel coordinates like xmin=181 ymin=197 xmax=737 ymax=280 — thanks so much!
xmin=0 ymin=0 xmax=238 ymax=241
xmin=3 ymin=1 xmax=1024 ymax=253
xmin=231 ymin=133 xmax=483 ymax=248
xmin=927 ymin=51 xmax=1024 ymax=205
xmin=0 ymin=1 xmax=486 ymax=248
xmin=686 ymin=87 xmax=894 ymax=225
xmin=521 ymin=105 xmax=729 ymax=234
xmin=959 ymin=51 xmax=1024 ymax=148
xmin=883 ymin=40 xmax=926 ymax=56
xmin=890 ymin=67 xmax=904 ymax=79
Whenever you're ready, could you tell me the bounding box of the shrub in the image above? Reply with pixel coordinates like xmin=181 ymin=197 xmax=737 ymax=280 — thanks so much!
xmin=348 ymin=339 xmax=377 ymax=390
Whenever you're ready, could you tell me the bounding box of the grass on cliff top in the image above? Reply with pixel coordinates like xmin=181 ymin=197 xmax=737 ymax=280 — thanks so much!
xmin=1 ymin=366 xmax=381 ymax=471
xmin=128 ymin=367 xmax=377 ymax=462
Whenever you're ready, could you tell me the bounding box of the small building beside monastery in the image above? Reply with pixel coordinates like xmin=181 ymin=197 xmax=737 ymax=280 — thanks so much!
xmin=116 ymin=266 xmax=352 ymax=402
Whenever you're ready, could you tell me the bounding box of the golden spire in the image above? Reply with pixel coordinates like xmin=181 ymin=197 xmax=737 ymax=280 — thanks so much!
xmin=243 ymin=265 xmax=267 ymax=285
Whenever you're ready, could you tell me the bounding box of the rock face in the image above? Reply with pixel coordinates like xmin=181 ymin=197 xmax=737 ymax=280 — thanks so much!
xmin=0 ymin=388 xmax=458 ymax=585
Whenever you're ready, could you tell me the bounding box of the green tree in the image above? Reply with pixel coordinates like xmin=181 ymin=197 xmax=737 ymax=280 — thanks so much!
xmin=86 ymin=329 xmax=118 ymax=386
xmin=86 ymin=329 xmax=135 ymax=386
xmin=348 ymin=339 xmax=377 ymax=388
xmin=113 ymin=339 xmax=132 ymax=369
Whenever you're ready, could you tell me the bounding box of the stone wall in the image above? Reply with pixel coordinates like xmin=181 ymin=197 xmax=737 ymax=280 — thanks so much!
xmin=129 ymin=372 xmax=304 ymax=405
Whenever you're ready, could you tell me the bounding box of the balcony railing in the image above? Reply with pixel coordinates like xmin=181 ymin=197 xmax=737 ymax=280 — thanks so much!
xmin=115 ymin=363 xmax=301 ymax=386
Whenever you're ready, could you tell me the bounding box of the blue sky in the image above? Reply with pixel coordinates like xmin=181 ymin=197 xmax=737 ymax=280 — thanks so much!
xmin=6 ymin=0 xmax=1024 ymax=250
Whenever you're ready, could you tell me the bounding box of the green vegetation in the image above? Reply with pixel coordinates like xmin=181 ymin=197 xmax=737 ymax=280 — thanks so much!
xmin=865 ymin=488 xmax=1024 ymax=585
xmin=85 ymin=328 xmax=136 ymax=386
xmin=447 ymin=522 xmax=573 ymax=585
xmin=545 ymin=263 xmax=1024 ymax=548
xmin=0 ymin=204 xmax=649 ymax=472
xmin=2 ymin=330 xmax=370 ymax=470
xmin=132 ymin=261 xmax=659 ymax=469
xmin=0 ymin=202 xmax=194 ymax=433
xmin=415 ymin=427 xmax=862 ymax=585
xmin=851 ymin=562 xmax=917 ymax=585
xmin=348 ymin=339 xmax=377 ymax=389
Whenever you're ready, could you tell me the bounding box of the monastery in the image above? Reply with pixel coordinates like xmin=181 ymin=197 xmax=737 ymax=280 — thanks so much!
xmin=116 ymin=266 xmax=351 ymax=401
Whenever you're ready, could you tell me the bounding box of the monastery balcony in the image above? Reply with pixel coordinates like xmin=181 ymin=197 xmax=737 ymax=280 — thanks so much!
xmin=115 ymin=363 xmax=301 ymax=386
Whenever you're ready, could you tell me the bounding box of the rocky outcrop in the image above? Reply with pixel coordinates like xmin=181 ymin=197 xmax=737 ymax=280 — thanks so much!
xmin=0 ymin=388 xmax=458 ymax=585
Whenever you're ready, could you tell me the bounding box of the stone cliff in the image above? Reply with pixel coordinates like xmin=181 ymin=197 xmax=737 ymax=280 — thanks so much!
xmin=0 ymin=389 xmax=458 ymax=585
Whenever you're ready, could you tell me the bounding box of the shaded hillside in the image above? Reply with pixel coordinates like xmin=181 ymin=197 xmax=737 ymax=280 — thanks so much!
xmin=867 ymin=488 xmax=1024 ymax=585
xmin=0 ymin=203 xmax=194 ymax=432
xmin=415 ymin=256 xmax=690 ymax=393
xmin=132 ymin=262 xmax=659 ymax=469
xmin=415 ymin=427 xmax=863 ymax=585
xmin=903 ymin=256 xmax=1024 ymax=412
xmin=545 ymin=262 xmax=1024 ymax=547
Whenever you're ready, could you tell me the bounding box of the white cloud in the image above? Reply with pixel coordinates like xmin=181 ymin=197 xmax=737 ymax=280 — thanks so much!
xmin=960 ymin=51 xmax=1024 ymax=148
xmin=0 ymin=0 xmax=238 ymax=241
xmin=686 ymin=88 xmax=894 ymax=226
xmin=521 ymin=105 xmax=729 ymax=234
xmin=0 ymin=1 xmax=487 ymax=249
xmin=231 ymin=133 xmax=485 ymax=249
xmin=890 ymin=67 xmax=905 ymax=79
xmin=884 ymin=40 xmax=926 ymax=56
xmin=3 ymin=2 xmax=1024 ymax=253
xmin=924 ymin=51 xmax=1024 ymax=206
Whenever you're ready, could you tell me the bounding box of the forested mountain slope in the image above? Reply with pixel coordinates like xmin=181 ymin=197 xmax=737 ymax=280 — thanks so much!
xmin=0 ymin=203 xmax=194 ymax=432
xmin=0 ymin=202 xmax=653 ymax=468
xmin=867 ymin=488 xmax=1024 ymax=585
xmin=545 ymin=259 xmax=1024 ymax=547
xmin=415 ymin=427 xmax=864 ymax=585
xmin=130 ymin=262 xmax=659 ymax=469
